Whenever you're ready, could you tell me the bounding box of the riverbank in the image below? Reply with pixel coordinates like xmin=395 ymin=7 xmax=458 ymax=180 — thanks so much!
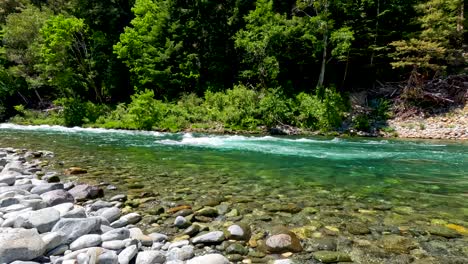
xmin=8 ymin=111 xmax=468 ymax=140
xmin=385 ymin=105 xmax=468 ymax=140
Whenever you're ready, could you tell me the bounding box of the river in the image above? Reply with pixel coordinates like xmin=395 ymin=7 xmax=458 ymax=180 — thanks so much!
xmin=1 ymin=124 xmax=467 ymax=262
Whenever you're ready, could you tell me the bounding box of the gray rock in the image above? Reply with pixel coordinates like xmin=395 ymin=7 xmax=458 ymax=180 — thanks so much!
xmin=226 ymin=224 xmax=251 ymax=241
xmin=14 ymin=178 xmax=31 ymax=185
xmin=41 ymin=189 xmax=74 ymax=206
xmin=51 ymin=217 xmax=101 ymax=243
xmin=102 ymin=227 xmax=130 ymax=241
xmin=109 ymin=194 xmax=126 ymax=202
xmin=46 ymin=244 xmax=68 ymax=256
xmin=136 ymin=250 xmax=166 ymax=264
xmin=264 ymin=233 xmax=303 ymax=253
xmin=99 ymin=207 xmax=121 ymax=222
xmin=129 ymin=227 xmax=152 ymax=246
xmin=0 ymin=203 xmax=28 ymax=213
xmin=52 ymin=203 xmax=74 ymax=216
xmin=0 ymin=228 xmax=47 ymax=263
xmin=101 ymin=240 xmax=126 ymax=250
xmin=166 ymin=245 xmax=194 ymax=261
xmin=30 ymin=183 xmax=64 ymax=195
xmin=174 ymin=216 xmax=189 ymax=228
xmin=41 ymin=231 xmax=67 ymax=251
xmin=62 ymin=206 xmax=86 ymax=218
xmin=98 ymin=251 xmax=118 ymax=264
xmin=186 ymin=254 xmax=229 ymax=264
xmin=192 ymin=231 xmax=225 ymax=244
xmin=0 ymin=172 xmax=17 ymax=186
xmin=70 ymin=234 xmax=102 ymax=250
xmin=89 ymin=200 xmax=113 ymax=211
xmin=20 ymin=198 xmax=46 ymax=210
xmin=68 ymin=184 xmax=103 ymax=201
xmin=118 ymin=244 xmax=138 ymax=264
xmin=14 ymin=207 xmax=61 ymax=233
xmin=168 ymin=240 xmax=190 ymax=249
xmin=0 ymin=197 xmax=20 ymax=207
xmin=149 ymin=232 xmax=168 ymax=242
xmin=110 ymin=213 xmax=141 ymax=228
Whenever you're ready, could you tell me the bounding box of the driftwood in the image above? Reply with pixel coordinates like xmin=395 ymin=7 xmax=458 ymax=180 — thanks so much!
xmin=369 ymin=74 xmax=467 ymax=117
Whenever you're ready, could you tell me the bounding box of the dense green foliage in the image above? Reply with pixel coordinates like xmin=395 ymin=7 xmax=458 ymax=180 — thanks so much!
xmin=1 ymin=0 xmax=466 ymax=131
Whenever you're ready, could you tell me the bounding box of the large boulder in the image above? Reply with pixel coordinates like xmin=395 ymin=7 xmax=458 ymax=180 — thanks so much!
xmin=0 ymin=228 xmax=47 ymax=263
xmin=41 ymin=189 xmax=74 ymax=206
xmin=51 ymin=217 xmax=101 ymax=243
xmin=14 ymin=207 xmax=61 ymax=233
xmin=68 ymin=184 xmax=104 ymax=201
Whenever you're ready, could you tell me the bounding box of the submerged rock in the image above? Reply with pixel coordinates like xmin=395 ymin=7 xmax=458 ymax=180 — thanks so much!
xmin=226 ymin=223 xmax=251 ymax=241
xmin=378 ymin=235 xmax=417 ymax=254
xmin=312 ymin=251 xmax=352 ymax=263
xmin=263 ymin=232 xmax=303 ymax=253
xmin=426 ymin=225 xmax=461 ymax=238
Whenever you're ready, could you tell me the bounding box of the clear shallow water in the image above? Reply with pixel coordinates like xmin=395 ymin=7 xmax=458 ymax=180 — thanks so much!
xmin=0 ymin=124 xmax=467 ymax=222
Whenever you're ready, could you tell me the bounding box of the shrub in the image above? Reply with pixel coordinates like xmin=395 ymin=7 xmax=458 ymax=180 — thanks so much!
xmin=352 ymin=114 xmax=371 ymax=131
xmin=294 ymin=87 xmax=347 ymax=130
xmin=259 ymin=88 xmax=291 ymax=127
xmin=55 ymin=98 xmax=87 ymax=127
xmin=203 ymin=85 xmax=260 ymax=129
xmin=127 ymin=90 xmax=165 ymax=130
xmin=371 ymin=98 xmax=392 ymax=120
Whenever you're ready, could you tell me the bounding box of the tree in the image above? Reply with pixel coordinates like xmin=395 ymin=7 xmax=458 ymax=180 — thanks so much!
xmin=390 ymin=0 xmax=465 ymax=79
xmin=35 ymin=15 xmax=99 ymax=99
xmin=2 ymin=5 xmax=52 ymax=102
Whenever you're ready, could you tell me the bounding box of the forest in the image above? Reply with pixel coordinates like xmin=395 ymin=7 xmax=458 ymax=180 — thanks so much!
xmin=0 ymin=0 xmax=466 ymax=132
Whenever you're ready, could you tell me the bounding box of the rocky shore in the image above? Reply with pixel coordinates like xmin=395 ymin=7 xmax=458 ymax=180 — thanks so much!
xmin=1 ymin=147 xmax=467 ymax=264
xmin=386 ymin=106 xmax=468 ymax=140
xmin=0 ymin=149 xmax=235 ymax=263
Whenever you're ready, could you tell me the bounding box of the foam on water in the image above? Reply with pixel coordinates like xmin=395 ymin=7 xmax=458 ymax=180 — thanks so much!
xmin=0 ymin=124 xmax=459 ymax=160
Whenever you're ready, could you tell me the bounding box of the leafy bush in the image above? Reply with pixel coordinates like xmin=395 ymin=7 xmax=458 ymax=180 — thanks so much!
xmin=259 ymin=88 xmax=292 ymax=127
xmin=203 ymin=85 xmax=260 ymax=129
xmin=127 ymin=90 xmax=165 ymax=130
xmin=352 ymin=114 xmax=371 ymax=131
xmin=371 ymin=98 xmax=393 ymax=120
xmin=55 ymin=98 xmax=87 ymax=127
xmin=294 ymin=87 xmax=347 ymax=130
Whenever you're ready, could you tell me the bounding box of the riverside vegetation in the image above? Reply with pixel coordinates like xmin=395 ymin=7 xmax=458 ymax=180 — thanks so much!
xmin=0 ymin=0 xmax=466 ymax=135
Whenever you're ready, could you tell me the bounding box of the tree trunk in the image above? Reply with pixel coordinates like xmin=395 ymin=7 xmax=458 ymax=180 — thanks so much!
xmin=457 ymin=2 xmax=464 ymax=33
xmin=317 ymin=32 xmax=328 ymax=88
xmin=370 ymin=0 xmax=380 ymax=67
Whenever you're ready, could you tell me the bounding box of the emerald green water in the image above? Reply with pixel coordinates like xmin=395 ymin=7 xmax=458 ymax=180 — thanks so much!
xmin=0 ymin=124 xmax=467 ymax=227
